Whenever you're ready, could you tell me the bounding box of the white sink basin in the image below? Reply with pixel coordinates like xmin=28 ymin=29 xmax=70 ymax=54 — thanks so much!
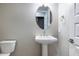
xmin=35 ymin=36 xmax=57 ymax=44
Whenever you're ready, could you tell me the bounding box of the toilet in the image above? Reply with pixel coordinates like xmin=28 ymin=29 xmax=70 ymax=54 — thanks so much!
xmin=0 ymin=40 xmax=16 ymax=56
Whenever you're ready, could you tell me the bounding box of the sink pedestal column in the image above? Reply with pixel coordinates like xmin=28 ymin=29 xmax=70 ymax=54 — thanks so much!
xmin=42 ymin=44 xmax=48 ymax=56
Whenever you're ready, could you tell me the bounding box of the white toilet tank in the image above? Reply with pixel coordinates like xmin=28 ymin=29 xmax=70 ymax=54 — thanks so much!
xmin=0 ymin=40 xmax=16 ymax=53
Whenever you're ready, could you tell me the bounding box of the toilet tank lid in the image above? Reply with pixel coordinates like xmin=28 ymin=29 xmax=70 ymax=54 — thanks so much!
xmin=0 ymin=40 xmax=16 ymax=44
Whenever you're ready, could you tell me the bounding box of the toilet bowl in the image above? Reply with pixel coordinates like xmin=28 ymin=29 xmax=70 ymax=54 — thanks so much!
xmin=0 ymin=40 xmax=16 ymax=56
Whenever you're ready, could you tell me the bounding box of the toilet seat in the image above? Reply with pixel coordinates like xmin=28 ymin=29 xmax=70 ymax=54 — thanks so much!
xmin=0 ymin=53 xmax=10 ymax=56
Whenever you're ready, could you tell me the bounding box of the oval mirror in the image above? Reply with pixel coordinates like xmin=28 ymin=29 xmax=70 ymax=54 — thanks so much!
xmin=35 ymin=5 xmax=52 ymax=30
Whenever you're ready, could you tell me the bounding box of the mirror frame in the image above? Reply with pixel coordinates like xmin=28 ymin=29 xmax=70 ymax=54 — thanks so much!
xmin=35 ymin=5 xmax=52 ymax=30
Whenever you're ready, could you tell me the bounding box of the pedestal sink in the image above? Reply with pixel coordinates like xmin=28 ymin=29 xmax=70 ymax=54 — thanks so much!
xmin=35 ymin=35 xmax=57 ymax=56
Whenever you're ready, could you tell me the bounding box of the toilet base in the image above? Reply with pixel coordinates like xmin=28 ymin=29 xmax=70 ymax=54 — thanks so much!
xmin=0 ymin=53 xmax=10 ymax=56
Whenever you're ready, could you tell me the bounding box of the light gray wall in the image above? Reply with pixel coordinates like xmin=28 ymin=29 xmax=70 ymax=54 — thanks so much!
xmin=0 ymin=3 xmax=41 ymax=56
xmin=0 ymin=3 xmax=58 ymax=56
xmin=58 ymin=4 xmax=72 ymax=56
